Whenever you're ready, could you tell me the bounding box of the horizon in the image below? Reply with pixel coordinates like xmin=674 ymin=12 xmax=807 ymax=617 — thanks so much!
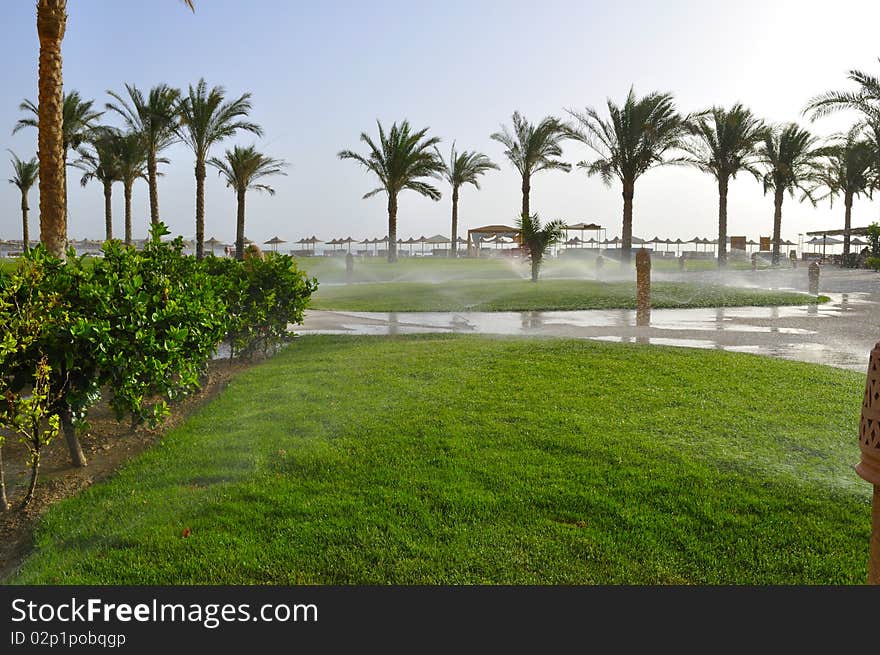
xmin=2 ymin=0 xmax=880 ymax=246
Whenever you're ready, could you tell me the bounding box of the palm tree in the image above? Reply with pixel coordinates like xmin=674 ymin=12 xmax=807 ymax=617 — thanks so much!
xmin=15 ymin=90 xmax=101 ymax=256
xmin=106 ymin=84 xmax=181 ymax=226
xmin=437 ymin=143 xmax=498 ymax=256
xmin=490 ymin=112 xmax=570 ymax=219
xmin=681 ymin=105 xmax=765 ymax=266
xmin=811 ymin=125 xmax=875 ymax=256
xmin=566 ymin=89 xmax=691 ymax=263
xmin=209 ymin=145 xmax=288 ymax=259
xmin=175 ymin=79 xmax=263 ymax=258
xmin=757 ymin=123 xmax=826 ymax=264
xmin=338 ymin=120 xmax=444 ymax=263
xmin=73 ymin=128 xmax=121 ymax=241
xmin=113 ymin=131 xmax=151 ymax=245
xmin=518 ymin=213 xmax=566 ymax=282
xmin=7 ymin=152 xmax=39 ymax=250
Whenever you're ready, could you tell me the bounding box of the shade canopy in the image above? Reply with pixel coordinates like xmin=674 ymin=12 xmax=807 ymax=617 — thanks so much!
xmin=264 ymin=236 xmax=287 ymax=245
xmin=425 ymin=234 xmax=451 ymax=244
xmin=806 ymin=236 xmax=843 ymax=245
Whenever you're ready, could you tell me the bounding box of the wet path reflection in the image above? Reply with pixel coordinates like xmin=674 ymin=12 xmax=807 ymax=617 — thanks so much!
xmin=299 ymin=277 xmax=880 ymax=372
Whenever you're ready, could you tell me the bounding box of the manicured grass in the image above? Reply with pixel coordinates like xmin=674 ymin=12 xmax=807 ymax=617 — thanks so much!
xmin=8 ymin=335 xmax=870 ymax=584
xmin=309 ymin=279 xmax=825 ymax=312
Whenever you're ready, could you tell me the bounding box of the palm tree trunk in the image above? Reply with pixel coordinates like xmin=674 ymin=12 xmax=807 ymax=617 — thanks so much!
xmin=772 ymin=188 xmax=784 ymax=265
xmin=717 ymin=176 xmax=728 ymax=267
xmin=387 ymin=192 xmax=398 ymax=263
xmin=103 ymin=179 xmax=113 ymax=241
xmin=195 ymin=158 xmax=206 ymax=259
xmin=450 ymin=186 xmax=459 ymax=257
xmin=36 ymin=0 xmax=67 ymax=258
xmin=531 ymin=255 xmax=540 ymax=282
xmin=235 ymin=188 xmax=246 ymax=260
xmin=21 ymin=192 xmax=30 ymax=251
xmin=124 ymin=181 xmax=133 ymax=245
xmin=61 ymin=406 xmax=87 ymax=468
xmin=621 ymin=179 xmax=634 ymax=263
xmin=521 ymin=175 xmax=530 ymax=219
xmin=148 ymin=151 xmax=160 ymax=225
xmin=843 ymin=191 xmax=853 ymax=256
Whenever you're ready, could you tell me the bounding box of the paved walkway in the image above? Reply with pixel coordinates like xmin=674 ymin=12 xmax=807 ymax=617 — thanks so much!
xmin=298 ymin=267 xmax=880 ymax=372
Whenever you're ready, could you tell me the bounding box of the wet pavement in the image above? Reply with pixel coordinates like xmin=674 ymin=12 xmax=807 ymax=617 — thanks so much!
xmin=297 ymin=267 xmax=880 ymax=372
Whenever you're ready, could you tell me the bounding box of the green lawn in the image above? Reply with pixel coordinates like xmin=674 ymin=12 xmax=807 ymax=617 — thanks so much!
xmin=8 ymin=335 xmax=870 ymax=584
xmin=309 ymin=279 xmax=824 ymax=312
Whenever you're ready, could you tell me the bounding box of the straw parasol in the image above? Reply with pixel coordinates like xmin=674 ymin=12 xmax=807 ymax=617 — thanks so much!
xmin=264 ymin=235 xmax=287 ymax=252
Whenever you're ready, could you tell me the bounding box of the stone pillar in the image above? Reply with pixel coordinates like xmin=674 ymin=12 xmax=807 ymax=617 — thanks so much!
xmin=857 ymin=341 xmax=880 ymax=584
xmin=595 ymin=255 xmax=604 ymax=280
xmin=751 ymin=253 xmax=757 ymax=271
xmin=636 ymin=248 xmax=651 ymax=327
xmin=346 ymin=252 xmax=354 ymax=284
xmin=790 ymin=251 xmax=798 ymax=269
xmin=678 ymin=254 xmax=686 ymax=272
xmin=808 ymin=261 xmax=820 ymax=296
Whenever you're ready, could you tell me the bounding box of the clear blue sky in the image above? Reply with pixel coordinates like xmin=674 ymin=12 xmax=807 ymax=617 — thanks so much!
xmin=2 ymin=0 xmax=879 ymax=245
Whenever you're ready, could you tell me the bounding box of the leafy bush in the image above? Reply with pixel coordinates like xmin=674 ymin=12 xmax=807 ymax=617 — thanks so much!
xmin=204 ymin=252 xmax=317 ymax=358
xmin=84 ymin=224 xmax=229 ymax=426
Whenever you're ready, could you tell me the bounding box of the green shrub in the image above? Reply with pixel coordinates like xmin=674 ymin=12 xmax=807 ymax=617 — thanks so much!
xmin=85 ymin=224 xmax=229 ymax=426
xmin=204 ymin=252 xmax=317 ymax=358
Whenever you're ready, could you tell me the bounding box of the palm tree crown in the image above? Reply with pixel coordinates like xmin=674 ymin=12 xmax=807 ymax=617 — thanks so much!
xmin=175 ymin=78 xmax=263 ymax=258
xmin=209 ymin=145 xmax=288 ymax=260
xmin=681 ymin=104 xmax=765 ymax=265
xmin=439 ymin=143 xmax=499 ymax=191
xmin=490 ymin=112 xmax=570 ymax=218
xmin=757 ymin=123 xmax=826 ymax=263
xmin=106 ymin=83 xmax=181 ymax=225
xmin=14 ymin=90 xmax=103 ymax=153
xmin=338 ymin=120 xmax=444 ymax=262
xmin=8 ymin=151 xmax=40 ymax=195
xmin=517 ymin=213 xmax=566 ymax=282
xmin=566 ymin=88 xmax=690 ymax=261
xmin=804 ymin=58 xmax=880 ymax=123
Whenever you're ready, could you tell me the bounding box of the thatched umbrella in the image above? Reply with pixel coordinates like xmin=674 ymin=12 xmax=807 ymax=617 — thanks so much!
xmin=264 ymin=235 xmax=287 ymax=252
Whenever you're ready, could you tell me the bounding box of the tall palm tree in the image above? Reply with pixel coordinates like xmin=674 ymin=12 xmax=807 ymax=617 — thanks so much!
xmin=757 ymin=123 xmax=826 ymax=264
xmin=32 ymin=0 xmax=67 ymax=257
xmin=208 ymin=145 xmax=288 ymax=260
xmin=437 ymin=143 xmax=498 ymax=256
xmin=175 ymin=79 xmax=263 ymax=258
xmin=338 ymin=120 xmax=444 ymax=263
xmin=811 ymin=125 xmax=875 ymax=256
xmin=566 ymin=88 xmax=691 ymax=263
xmin=518 ymin=213 xmax=566 ymax=282
xmin=106 ymin=84 xmax=181 ymax=226
xmin=681 ymin=105 xmax=765 ymax=266
xmin=490 ymin=112 xmax=570 ymax=220
xmin=7 ymin=152 xmax=39 ymax=250
xmin=113 ymin=131 xmax=152 ymax=245
xmin=73 ymin=128 xmax=121 ymax=241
